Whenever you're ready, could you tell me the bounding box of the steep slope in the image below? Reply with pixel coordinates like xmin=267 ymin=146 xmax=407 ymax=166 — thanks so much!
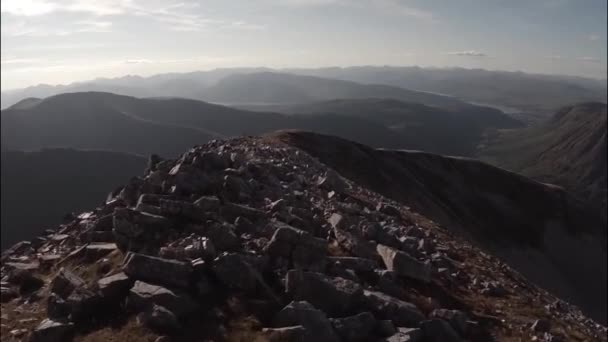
xmin=273 ymin=130 xmax=607 ymax=324
xmin=1 ymin=134 xmax=605 ymax=342
xmin=1 ymin=149 xmax=146 ymax=250
xmin=0 ymin=92 xmax=216 ymax=157
xmin=480 ymin=102 xmax=607 ymax=210
xmin=247 ymin=98 xmax=522 ymax=156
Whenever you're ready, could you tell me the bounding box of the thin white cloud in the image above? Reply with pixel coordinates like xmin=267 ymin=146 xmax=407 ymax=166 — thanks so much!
xmin=446 ymin=50 xmax=488 ymax=57
xmin=275 ymin=0 xmax=436 ymax=20
xmin=588 ymin=34 xmax=600 ymax=41
xmin=1 ymin=0 xmax=56 ymax=16
xmin=1 ymin=57 xmax=41 ymax=65
xmin=577 ymin=56 xmax=601 ymax=63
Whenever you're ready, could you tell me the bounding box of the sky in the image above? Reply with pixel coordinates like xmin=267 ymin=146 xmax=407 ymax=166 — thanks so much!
xmin=1 ymin=0 xmax=607 ymax=90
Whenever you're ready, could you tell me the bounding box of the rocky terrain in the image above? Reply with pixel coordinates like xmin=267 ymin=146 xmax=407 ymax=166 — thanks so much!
xmin=1 ymin=132 xmax=606 ymax=342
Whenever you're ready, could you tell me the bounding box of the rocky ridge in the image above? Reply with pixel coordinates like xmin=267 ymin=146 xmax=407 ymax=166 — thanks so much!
xmin=1 ymin=134 xmax=606 ymax=342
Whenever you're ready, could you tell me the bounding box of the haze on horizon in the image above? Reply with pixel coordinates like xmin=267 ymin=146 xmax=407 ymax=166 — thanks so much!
xmin=1 ymin=0 xmax=607 ymax=90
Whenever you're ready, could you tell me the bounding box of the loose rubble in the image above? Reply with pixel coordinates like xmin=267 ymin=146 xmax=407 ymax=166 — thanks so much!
xmin=0 ymin=135 xmax=606 ymax=342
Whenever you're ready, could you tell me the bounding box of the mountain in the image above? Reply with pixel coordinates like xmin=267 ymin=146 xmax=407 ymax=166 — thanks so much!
xmin=243 ymin=98 xmax=522 ymax=156
xmin=1 ymin=92 xmax=518 ymax=158
xmin=1 ymin=148 xmax=146 ymax=250
xmin=480 ymin=102 xmax=607 ymax=211
xmin=1 ymin=92 xmax=216 ymax=157
xmin=1 ymin=132 xmax=605 ymax=342
xmin=273 ymin=130 xmax=607 ymax=323
xmin=287 ymin=66 xmax=608 ymax=119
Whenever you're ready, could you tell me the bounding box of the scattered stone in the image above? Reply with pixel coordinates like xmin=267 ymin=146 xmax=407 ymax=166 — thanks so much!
xmin=50 ymin=268 xmax=86 ymax=299
xmin=205 ymin=223 xmax=240 ymax=251
xmin=30 ymin=319 xmax=74 ymax=342
xmin=285 ymin=270 xmax=363 ymax=316
xmin=123 ymin=252 xmax=193 ymax=289
xmin=376 ymin=203 xmax=401 ymax=217
xmin=531 ymin=319 xmax=552 ymax=333
xmin=265 ymin=223 xmax=327 ymax=270
xmin=362 ymin=290 xmax=425 ymax=327
xmin=128 ymin=280 xmax=197 ymax=317
xmin=375 ymin=320 xmax=397 ymax=337
xmin=327 ymin=257 xmax=377 ymax=273
xmin=385 ymin=327 xmax=424 ymax=342
xmin=262 ymin=326 xmax=309 ymax=342
xmin=98 ymin=272 xmax=134 ymax=299
xmin=376 ymin=244 xmax=431 ymax=283
xmin=330 ymin=311 xmax=377 ymax=342
xmin=212 ymin=253 xmax=265 ymax=293
xmin=220 ymin=203 xmax=265 ymax=222
xmin=113 ymin=208 xmax=171 ymax=239
xmin=85 ymin=243 xmax=117 ymax=261
xmin=317 ymin=170 xmax=347 ymax=194
xmin=193 ymin=196 xmax=221 ymax=212
xmin=273 ymin=301 xmax=339 ymax=342
xmin=1 ymin=286 xmax=18 ymax=302
xmin=137 ymin=304 xmax=180 ymax=333
xmin=430 ymin=309 xmax=468 ymax=335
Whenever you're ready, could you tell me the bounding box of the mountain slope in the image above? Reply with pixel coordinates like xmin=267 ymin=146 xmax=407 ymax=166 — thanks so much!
xmin=1 ymin=133 xmax=605 ymax=342
xmin=272 ymin=130 xmax=607 ymax=323
xmin=1 ymin=148 xmax=146 ymax=250
xmin=249 ymin=98 xmax=522 ymax=156
xmin=0 ymin=92 xmax=214 ymax=157
xmin=480 ymin=102 xmax=607 ymax=210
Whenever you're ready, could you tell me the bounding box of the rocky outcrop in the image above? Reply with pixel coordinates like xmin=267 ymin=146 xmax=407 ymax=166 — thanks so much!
xmin=0 ymin=134 xmax=605 ymax=342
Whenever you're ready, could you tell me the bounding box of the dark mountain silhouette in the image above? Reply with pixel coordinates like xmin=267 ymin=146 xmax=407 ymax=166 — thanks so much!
xmin=272 ymin=130 xmax=607 ymax=323
xmin=246 ymin=98 xmax=522 ymax=156
xmin=1 ymin=148 xmax=145 ymax=250
xmin=2 ymin=92 xmax=519 ymax=158
xmin=480 ymin=102 xmax=607 ymax=211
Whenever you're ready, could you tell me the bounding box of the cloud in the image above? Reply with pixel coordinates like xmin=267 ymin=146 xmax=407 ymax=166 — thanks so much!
xmin=1 ymin=0 xmax=56 ymax=16
xmin=446 ymin=50 xmax=488 ymax=57
xmin=588 ymin=34 xmax=601 ymax=41
xmin=275 ymin=0 xmax=436 ymax=21
xmin=1 ymin=57 xmax=41 ymax=65
xmin=577 ymin=56 xmax=601 ymax=63
xmin=545 ymin=55 xmax=563 ymax=60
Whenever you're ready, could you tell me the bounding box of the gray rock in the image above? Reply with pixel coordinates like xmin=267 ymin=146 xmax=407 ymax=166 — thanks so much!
xmin=212 ymin=253 xmax=265 ymax=293
xmin=137 ymin=304 xmax=181 ymax=333
xmin=265 ymin=224 xmax=327 ymax=270
xmin=376 ymin=270 xmax=404 ymax=299
xmin=123 ymin=253 xmax=193 ymax=289
xmin=376 ymin=244 xmax=431 ymax=283
xmin=285 ymin=270 xmax=363 ymax=316
xmin=333 ymin=228 xmax=378 ymax=260
xmin=159 ymin=199 xmax=205 ymax=221
xmin=30 ymin=319 xmax=74 ymax=342
xmin=1 ymin=286 xmax=18 ymax=302
xmin=317 ymin=171 xmax=347 ymax=194
xmin=128 ymin=280 xmax=197 ymax=317
xmin=375 ymin=320 xmax=397 ymax=337
xmin=193 ymin=196 xmax=221 ymax=212
xmin=98 ymin=272 xmax=134 ymax=298
xmin=87 ymin=231 xmax=115 ymax=243
xmin=113 ymin=208 xmax=171 ymax=239
xmin=385 ymin=327 xmax=424 ymax=342
xmin=7 ymin=268 xmax=44 ymax=294
xmin=376 ymin=203 xmax=401 ymax=217
xmin=65 ymin=287 xmax=101 ymax=321
xmin=85 ymin=243 xmax=117 ymax=261
xmin=50 ymin=268 xmax=86 ymax=299
xmin=430 ymin=309 xmax=468 ymax=335
xmin=330 ymin=312 xmax=377 ymax=342
xmin=47 ymin=293 xmax=70 ymax=319
xmin=362 ymin=290 xmax=424 ymax=327
xmin=262 ymin=326 xmax=309 ymax=342
xmin=220 ymin=203 xmax=265 ymax=222
xmin=205 ymin=223 xmax=240 ymax=251
xmin=92 ymin=214 xmax=114 ymax=231
xmin=327 ymin=257 xmax=377 ymax=273
xmin=420 ymin=319 xmax=463 ymax=342
xmin=273 ymin=301 xmax=339 ymax=342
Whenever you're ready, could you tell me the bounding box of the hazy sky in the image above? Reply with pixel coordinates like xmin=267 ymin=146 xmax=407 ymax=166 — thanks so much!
xmin=1 ymin=0 xmax=606 ymax=89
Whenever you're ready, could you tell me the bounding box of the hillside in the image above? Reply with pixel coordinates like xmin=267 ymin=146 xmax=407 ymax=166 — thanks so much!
xmin=1 ymin=92 xmax=519 ymax=158
xmin=1 ymin=132 xmax=605 ymax=342
xmin=247 ymin=98 xmax=522 ymax=156
xmin=1 ymin=149 xmax=146 ymax=250
xmin=273 ymin=130 xmax=607 ymax=324
xmin=480 ymin=102 xmax=607 ymax=211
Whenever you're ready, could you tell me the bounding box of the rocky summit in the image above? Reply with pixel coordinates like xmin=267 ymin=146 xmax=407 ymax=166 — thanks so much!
xmin=1 ymin=132 xmax=606 ymax=342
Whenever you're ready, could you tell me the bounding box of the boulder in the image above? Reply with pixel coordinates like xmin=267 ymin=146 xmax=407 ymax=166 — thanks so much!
xmin=265 ymin=224 xmax=327 ymax=270
xmin=193 ymin=196 xmax=221 ymax=212
xmin=30 ymin=319 xmax=74 ymax=342
xmin=273 ymin=301 xmax=339 ymax=342
xmin=376 ymin=203 xmax=401 ymax=217
xmin=376 ymin=245 xmax=431 ymax=283
xmin=333 ymin=228 xmax=378 ymax=260
xmin=205 ymin=223 xmax=240 ymax=251
xmin=317 ymin=170 xmax=347 ymax=194
xmin=65 ymin=287 xmax=101 ymax=321
xmin=327 ymin=257 xmax=377 ymax=273
xmin=98 ymin=272 xmax=134 ymax=299
xmin=362 ymin=290 xmax=424 ymax=327
xmin=84 ymin=243 xmax=117 ymax=261
xmin=50 ymin=268 xmax=86 ymax=299
xmin=113 ymin=208 xmax=171 ymax=239
xmin=385 ymin=327 xmax=424 ymax=342
xmin=531 ymin=319 xmax=551 ymax=333
xmin=137 ymin=304 xmax=181 ymax=333
xmin=220 ymin=203 xmax=265 ymax=222
xmin=128 ymin=281 xmax=197 ymax=317
xmin=212 ymin=253 xmax=265 ymax=293
xmin=1 ymin=286 xmax=18 ymax=302
xmin=330 ymin=312 xmax=377 ymax=342
xmin=420 ymin=319 xmax=463 ymax=342
xmin=430 ymin=309 xmax=468 ymax=335
xmin=262 ymin=326 xmax=309 ymax=342
xmin=6 ymin=269 xmax=44 ymax=294
xmin=285 ymin=270 xmax=363 ymax=316
xmin=159 ymin=199 xmax=205 ymax=221
xmin=123 ymin=253 xmax=193 ymax=289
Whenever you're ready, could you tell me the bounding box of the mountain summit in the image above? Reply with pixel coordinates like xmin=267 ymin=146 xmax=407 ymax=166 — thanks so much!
xmin=1 ymin=131 xmax=605 ymax=341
